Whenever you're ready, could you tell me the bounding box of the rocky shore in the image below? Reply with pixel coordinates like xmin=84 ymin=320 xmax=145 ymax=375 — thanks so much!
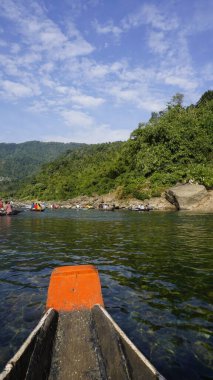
xmin=13 ymin=184 xmax=213 ymax=212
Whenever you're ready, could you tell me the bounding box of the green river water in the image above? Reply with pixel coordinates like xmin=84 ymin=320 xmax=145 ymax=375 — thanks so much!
xmin=0 ymin=209 xmax=212 ymax=379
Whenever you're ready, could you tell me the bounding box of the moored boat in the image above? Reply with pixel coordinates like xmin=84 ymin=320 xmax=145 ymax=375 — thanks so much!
xmin=130 ymin=205 xmax=153 ymax=211
xmin=84 ymin=204 xmax=94 ymax=209
xmin=0 ymin=265 xmax=166 ymax=380
xmin=51 ymin=203 xmax=60 ymax=209
xmin=30 ymin=208 xmax=45 ymax=212
xmin=0 ymin=209 xmax=22 ymax=216
xmin=98 ymin=203 xmax=115 ymax=211
xmin=30 ymin=202 xmax=45 ymax=212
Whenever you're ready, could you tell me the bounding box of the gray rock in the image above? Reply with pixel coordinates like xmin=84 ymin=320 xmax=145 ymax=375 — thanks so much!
xmin=165 ymin=183 xmax=208 ymax=210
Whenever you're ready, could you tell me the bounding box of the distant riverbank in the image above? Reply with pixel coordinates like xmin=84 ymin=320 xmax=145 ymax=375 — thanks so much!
xmin=13 ymin=185 xmax=213 ymax=212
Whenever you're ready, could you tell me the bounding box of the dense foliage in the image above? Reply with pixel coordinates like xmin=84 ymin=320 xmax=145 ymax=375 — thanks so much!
xmin=3 ymin=91 xmax=213 ymax=201
xmin=0 ymin=141 xmax=86 ymax=179
xmin=113 ymin=91 xmax=213 ymax=199
xmin=16 ymin=142 xmax=123 ymax=200
xmin=0 ymin=141 xmax=86 ymax=196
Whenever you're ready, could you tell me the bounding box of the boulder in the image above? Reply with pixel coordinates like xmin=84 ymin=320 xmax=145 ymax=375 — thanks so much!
xmin=193 ymin=190 xmax=213 ymax=212
xmin=165 ymin=184 xmax=208 ymax=210
xmin=147 ymin=196 xmax=176 ymax=211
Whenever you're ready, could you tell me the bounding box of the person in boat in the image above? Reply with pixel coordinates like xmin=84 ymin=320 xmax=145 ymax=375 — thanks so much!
xmin=37 ymin=203 xmax=42 ymax=210
xmin=0 ymin=199 xmax=4 ymax=210
xmin=31 ymin=202 xmax=38 ymax=210
xmin=139 ymin=204 xmax=145 ymax=210
xmin=51 ymin=203 xmax=59 ymax=209
xmin=5 ymin=201 xmax=12 ymax=215
xmin=145 ymin=203 xmax=150 ymax=211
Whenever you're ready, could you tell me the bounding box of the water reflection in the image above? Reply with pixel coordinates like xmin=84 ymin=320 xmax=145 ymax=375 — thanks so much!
xmin=0 ymin=210 xmax=212 ymax=379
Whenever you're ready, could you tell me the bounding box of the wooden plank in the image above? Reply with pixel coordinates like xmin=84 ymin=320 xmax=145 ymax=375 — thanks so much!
xmin=25 ymin=309 xmax=58 ymax=380
xmin=0 ymin=309 xmax=56 ymax=380
xmin=92 ymin=305 xmax=166 ymax=380
xmin=48 ymin=310 xmax=105 ymax=380
xmin=92 ymin=306 xmax=133 ymax=380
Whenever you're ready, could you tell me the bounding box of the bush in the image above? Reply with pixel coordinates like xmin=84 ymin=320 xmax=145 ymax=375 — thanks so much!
xmin=132 ymin=190 xmax=151 ymax=200
xmin=188 ymin=164 xmax=213 ymax=189
xmin=151 ymin=190 xmax=162 ymax=198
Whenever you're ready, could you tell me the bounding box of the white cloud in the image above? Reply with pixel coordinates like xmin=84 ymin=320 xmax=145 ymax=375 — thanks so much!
xmin=141 ymin=4 xmax=179 ymax=31
xmin=27 ymin=100 xmax=48 ymax=113
xmin=71 ymin=93 xmax=105 ymax=107
xmin=122 ymin=3 xmax=179 ymax=31
xmin=79 ymin=60 xmax=111 ymax=79
xmin=61 ymin=110 xmax=94 ymax=128
xmin=93 ymin=3 xmax=178 ymax=45
xmin=57 ymin=109 xmax=131 ymax=144
xmin=43 ymin=124 xmax=130 ymax=144
xmin=41 ymin=77 xmax=56 ymax=89
xmin=109 ymin=85 xmax=137 ymax=103
xmin=56 ymin=85 xmax=68 ymax=94
xmin=0 ymin=0 xmax=97 ymax=105
xmin=93 ymin=19 xmax=123 ymax=39
xmin=19 ymin=17 xmax=95 ymax=60
xmin=0 ymin=0 xmax=22 ymax=20
xmin=164 ymin=76 xmax=198 ymax=91
xmin=10 ymin=43 xmax=21 ymax=54
xmin=107 ymin=80 xmax=166 ymax=112
xmin=89 ymin=64 xmax=110 ymax=78
xmin=148 ymin=31 xmax=169 ymax=54
xmin=157 ymin=64 xmax=199 ymax=92
xmin=0 ymin=0 xmax=95 ymax=61
xmin=39 ymin=62 xmax=55 ymax=73
xmin=0 ymin=79 xmax=38 ymax=98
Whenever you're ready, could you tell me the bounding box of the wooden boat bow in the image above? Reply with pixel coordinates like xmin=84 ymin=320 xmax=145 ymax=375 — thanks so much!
xmin=0 ymin=265 xmax=166 ymax=380
xmin=46 ymin=265 xmax=104 ymax=311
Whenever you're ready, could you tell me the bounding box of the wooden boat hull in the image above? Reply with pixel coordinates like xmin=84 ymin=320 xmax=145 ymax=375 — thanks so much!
xmin=98 ymin=206 xmax=115 ymax=211
xmin=0 ymin=305 xmax=165 ymax=380
xmin=30 ymin=208 xmax=45 ymax=212
xmin=0 ymin=265 xmax=165 ymax=380
xmin=130 ymin=206 xmax=153 ymax=211
xmin=0 ymin=210 xmax=22 ymax=216
xmin=131 ymin=208 xmax=151 ymax=211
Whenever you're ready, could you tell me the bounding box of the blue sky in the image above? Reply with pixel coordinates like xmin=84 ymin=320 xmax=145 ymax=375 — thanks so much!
xmin=0 ymin=0 xmax=212 ymax=144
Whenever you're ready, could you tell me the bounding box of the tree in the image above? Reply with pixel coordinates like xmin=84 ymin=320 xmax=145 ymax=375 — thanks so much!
xmin=196 ymin=90 xmax=213 ymax=107
xmin=168 ymin=93 xmax=184 ymax=108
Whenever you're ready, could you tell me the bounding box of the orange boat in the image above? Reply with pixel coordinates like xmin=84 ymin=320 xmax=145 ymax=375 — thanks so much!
xmin=0 ymin=265 xmax=165 ymax=380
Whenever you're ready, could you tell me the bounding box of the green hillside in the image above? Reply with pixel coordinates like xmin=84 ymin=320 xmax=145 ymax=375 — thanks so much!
xmin=7 ymin=91 xmax=213 ymax=201
xmin=16 ymin=142 xmax=123 ymax=200
xmin=0 ymin=141 xmax=86 ymax=180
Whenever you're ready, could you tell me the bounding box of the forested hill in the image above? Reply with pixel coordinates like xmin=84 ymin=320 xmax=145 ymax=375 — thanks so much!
xmin=0 ymin=141 xmax=86 ymax=180
xmin=9 ymin=91 xmax=213 ymax=200
xmin=16 ymin=142 xmax=123 ymax=200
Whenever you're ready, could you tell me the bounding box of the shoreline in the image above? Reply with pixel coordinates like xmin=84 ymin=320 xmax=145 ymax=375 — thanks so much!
xmin=12 ymin=187 xmax=213 ymax=213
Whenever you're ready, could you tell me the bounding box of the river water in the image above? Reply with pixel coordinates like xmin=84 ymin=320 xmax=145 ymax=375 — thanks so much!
xmin=0 ymin=209 xmax=212 ymax=379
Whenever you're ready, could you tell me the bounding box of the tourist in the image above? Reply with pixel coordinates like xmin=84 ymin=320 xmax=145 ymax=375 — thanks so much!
xmin=5 ymin=201 xmax=12 ymax=215
xmin=37 ymin=203 xmax=42 ymax=210
xmin=0 ymin=199 xmax=3 ymax=209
